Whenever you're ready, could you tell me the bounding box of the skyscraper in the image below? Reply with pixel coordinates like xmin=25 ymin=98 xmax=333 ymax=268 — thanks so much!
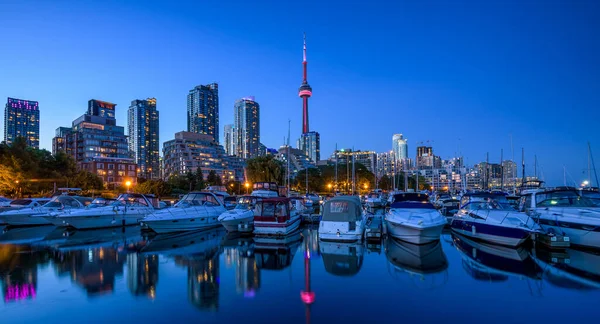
xmin=234 ymin=97 xmax=260 ymax=159
xmin=4 ymin=97 xmax=40 ymax=148
xmin=187 ymin=83 xmax=219 ymax=143
xmin=297 ymin=33 xmax=321 ymax=163
xmin=128 ymin=98 xmax=160 ymax=179
xmin=392 ymin=134 xmax=408 ymax=160
xmin=298 ymin=132 xmax=320 ymax=163
xmin=224 ymin=124 xmax=234 ymax=155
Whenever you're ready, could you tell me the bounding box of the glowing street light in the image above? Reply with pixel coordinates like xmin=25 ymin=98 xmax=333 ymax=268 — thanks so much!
xmin=125 ymin=180 xmax=132 ymax=193
xmin=245 ymin=182 xmax=250 ymax=194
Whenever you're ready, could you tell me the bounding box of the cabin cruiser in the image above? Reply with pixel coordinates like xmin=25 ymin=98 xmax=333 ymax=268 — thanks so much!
xmin=365 ymin=192 xmax=384 ymax=208
xmin=253 ymin=197 xmax=301 ymax=236
xmin=385 ymin=193 xmax=447 ymax=244
xmin=142 ymin=192 xmax=226 ymax=233
xmin=251 ymin=182 xmax=280 ymax=198
xmin=223 ymin=196 xmax=237 ymax=210
xmin=0 ymin=195 xmax=92 ymax=226
xmin=218 ymin=195 xmax=261 ymax=232
xmin=0 ymin=196 xmax=12 ymax=208
xmin=0 ymin=198 xmax=50 ymax=213
xmin=521 ymin=188 xmax=600 ymax=248
xmin=450 ymin=192 xmax=540 ymax=247
xmin=318 ymin=196 xmax=366 ymax=242
xmin=47 ymin=193 xmax=157 ymax=230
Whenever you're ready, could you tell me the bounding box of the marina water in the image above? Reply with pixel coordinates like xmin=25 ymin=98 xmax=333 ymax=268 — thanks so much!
xmin=0 ymin=224 xmax=598 ymax=323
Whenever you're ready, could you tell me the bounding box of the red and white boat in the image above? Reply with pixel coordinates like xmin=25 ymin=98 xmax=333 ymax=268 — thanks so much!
xmin=253 ymin=197 xmax=301 ymax=236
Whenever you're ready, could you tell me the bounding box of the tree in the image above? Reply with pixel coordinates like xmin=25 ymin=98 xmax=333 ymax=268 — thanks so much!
xmin=378 ymin=175 xmax=392 ymax=190
xmin=135 ymin=179 xmax=172 ymax=198
xmin=72 ymin=171 xmax=104 ymax=190
xmin=296 ymin=167 xmax=324 ymax=193
xmin=194 ymin=167 xmax=205 ymax=190
xmin=246 ymin=155 xmax=284 ymax=183
xmin=206 ymin=170 xmax=222 ymax=186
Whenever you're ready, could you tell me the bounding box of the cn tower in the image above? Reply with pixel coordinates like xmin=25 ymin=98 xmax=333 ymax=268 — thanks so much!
xmin=298 ymin=33 xmax=312 ymax=134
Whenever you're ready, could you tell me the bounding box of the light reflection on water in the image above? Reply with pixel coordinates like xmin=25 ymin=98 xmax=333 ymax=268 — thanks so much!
xmin=0 ymin=224 xmax=599 ymax=323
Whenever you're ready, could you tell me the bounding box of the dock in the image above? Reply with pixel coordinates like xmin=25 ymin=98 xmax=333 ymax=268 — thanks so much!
xmin=365 ymin=215 xmax=383 ymax=241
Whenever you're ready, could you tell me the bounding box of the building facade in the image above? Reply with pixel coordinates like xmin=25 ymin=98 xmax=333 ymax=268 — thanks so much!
xmin=234 ymin=97 xmax=260 ymax=159
xmin=277 ymin=145 xmax=314 ymax=179
xmin=162 ymin=132 xmax=245 ymax=182
xmin=4 ymin=97 xmax=40 ymax=148
xmin=298 ymin=131 xmax=320 ymax=164
xmin=53 ymin=99 xmax=136 ymax=187
xmin=224 ymin=124 xmax=234 ymax=155
xmin=329 ymin=149 xmax=377 ymax=173
xmin=128 ymin=98 xmax=160 ymax=179
xmin=187 ymin=83 xmax=219 ymax=143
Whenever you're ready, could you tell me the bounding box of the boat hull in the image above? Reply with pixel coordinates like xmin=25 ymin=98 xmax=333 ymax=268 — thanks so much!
xmin=538 ymin=222 xmax=600 ymax=248
xmin=386 ymin=221 xmax=445 ymax=244
xmin=254 ymin=216 xmax=301 ymax=236
xmin=144 ymin=217 xmax=220 ymax=234
xmin=318 ymin=220 xmax=365 ymax=242
xmin=3 ymin=214 xmax=52 ymax=226
xmin=450 ymin=219 xmax=531 ymax=247
xmin=58 ymin=214 xmax=142 ymax=230
xmin=218 ymin=211 xmax=254 ymax=232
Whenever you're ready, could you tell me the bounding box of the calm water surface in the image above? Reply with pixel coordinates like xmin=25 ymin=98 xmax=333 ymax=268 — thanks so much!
xmin=0 ymin=222 xmax=599 ymax=323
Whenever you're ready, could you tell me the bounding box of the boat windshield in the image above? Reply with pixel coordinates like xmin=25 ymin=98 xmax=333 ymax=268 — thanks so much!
xmin=581 ymin=191 xmax=600 ymax=206
xmin=43 ymin=196 xmax=82 ymax=208
xmin=465 ymin=198 xmax=515 ymax=211
xmin=235 ymin=196 xmax=257 ymax=209
xmin=536 ymin=191 xmax=595 ymax=208
xmin=175 ymin=193 xmax=220 ymax=207
xmin=368 ymin=193 xmax=379 ymax=199
xmin=113 ymin=195 xmax=150 ymax=207
xmin=256 ymin=201 xmax=288 ymax=217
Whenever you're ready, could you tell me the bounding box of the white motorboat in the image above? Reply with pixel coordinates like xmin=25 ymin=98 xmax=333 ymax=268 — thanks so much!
xmin=48 ymin=193 xmax=157 ymax=230
xmin=365 ymin=192 xmax=384 ymax=208
xmin=450 ymin=192 xmax=540 ymax=247
xmin=142 ymin=192 xmax=226 ymax=234
xmin=522 ymin=188 xmax=600 ymax=248
xmin=385 ymin=193 xmax=447 ymax=244
xmin=253 ymin=197 xmax=301 ymax=236
xmin=218 ymin=196 xmax=261 ymax=232
xmin=318 ymin=196 xmax=366 ymax=242
xmin=0 ymin=198 xmax=51 ymax=214
xmin=0 ymin=195 xmax=93 ymax=226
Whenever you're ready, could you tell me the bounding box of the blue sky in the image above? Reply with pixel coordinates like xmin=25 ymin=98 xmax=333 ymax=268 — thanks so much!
xmin=1 ymin=0 xmax=599 ymax=185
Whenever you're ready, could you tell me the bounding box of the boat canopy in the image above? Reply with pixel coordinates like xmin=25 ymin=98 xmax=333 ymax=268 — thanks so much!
xmin=253 ymin=182 xmax=279 ymax=191
xmin=390 ymin=193 xmax=435 ymax=209
xmin=322 ymin=196 xmax=362 ymax=222
xmin=173 ymin=192 xmax=222 ymax=207
xmin=255 ymin=198 xmax=290 ymax=217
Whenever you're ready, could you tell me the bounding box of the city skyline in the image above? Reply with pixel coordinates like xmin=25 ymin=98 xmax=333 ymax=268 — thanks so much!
xmin=1 ymin=1 xmax=599 ymax=185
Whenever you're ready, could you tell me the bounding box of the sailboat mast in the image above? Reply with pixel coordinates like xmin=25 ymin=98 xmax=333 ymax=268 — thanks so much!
xmin=521 ymin=148 xmax=525 ymax=188
xmin=335 ymin=143 xmax=338 ymax=192
xmin=500 ymin=149 xmax=504 ymax=191
xmin=589 ymin=142 xmax=599 ymax=187
xmin=286 ymin=120 xmax=290 ymax=194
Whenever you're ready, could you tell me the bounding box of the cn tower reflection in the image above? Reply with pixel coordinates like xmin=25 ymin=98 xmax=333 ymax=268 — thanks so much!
xmin=301 ymin=227 xmax=319 ymax=324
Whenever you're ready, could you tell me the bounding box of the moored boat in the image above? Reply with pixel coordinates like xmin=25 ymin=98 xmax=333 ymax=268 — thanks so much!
xmin=142 ymin=192 xmax=226 ymax=234
xmin=0 ymin=195 xmax=93 ymax=226
xmin=253 ymin=197 xmax=301 ymax=236
xmin=318 ymin=196 xmax=366 ymax=242
xmin=218 ymin=196 xmax=261 ymax=232
xmin=385 ymin=192 xmax=447 ymax=244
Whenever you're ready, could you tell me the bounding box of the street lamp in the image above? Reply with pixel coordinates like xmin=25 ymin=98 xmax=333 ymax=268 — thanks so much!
xmin=583 ymin=180 xmax=590 ymax=187
xmin=125 ymin=180 xmax=132 ymax=193
xmin=327 ymin=183 xmax=333 ymax=193
xmin=245 ymin=182 xmax=250 ymax=194
xmin=15 ymin=180 xmax=20 ymax=198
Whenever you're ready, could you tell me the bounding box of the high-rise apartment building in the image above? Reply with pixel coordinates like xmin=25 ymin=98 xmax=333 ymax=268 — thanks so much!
xmin=53 ymin=99 xmax=136 ymax=187
xmin=162 ymin=132 xmax=245 ymax=182
xmin=187 ymin=83 xmax=219 ymax=143
xmin=128 ymin=98 xmax=160 ymax=179
xmin=233 ymin=97 xmax=260 ymax=159
xmin=4 ymin=97 xmax=40 ymax=148
xmin=224 ymin=124 xmax=234 ymax=155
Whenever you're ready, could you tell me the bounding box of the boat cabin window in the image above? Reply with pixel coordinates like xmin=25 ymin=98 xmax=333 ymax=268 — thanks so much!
xmin=581 ymin=191 xmax=600 ymax=206
xmin=11 ymin=199 xmax=32 ymax=206
xmin=368 ymin=193 xmax=379 ymax=199
xmin=176 ymin=193 xmax=220 ymax=207
xmin=236 ymin=197 xmax=257 ymax=209
xmin=535 ymin=191 xmax=595 ymax=208
xmin=260 ymin=202 xmax=288 ymax=217
xmin=45 ymin=196 xmax=80 ymax=208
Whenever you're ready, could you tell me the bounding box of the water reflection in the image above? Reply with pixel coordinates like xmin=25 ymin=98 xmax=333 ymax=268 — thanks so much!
xmin=0 ymin=226 xmax=57 ymax=245
xmin=384 ymin=237 xmax=448 ymax=289
xmin=222 ymin=233 xmax=259 ymax=297
xmin=534 ymin=248 xmax=600 ymax=290
xmin=320 ymin=240 xmax=364 ymax=277
xmin=0 ymin=245 xmax=49 ymax=302
xmin=127 ymin=253 xmax=158 ymax=299
xmin=254 ymin=231 xmax=303 ymax=271
xmin=301 ymin=228 xmax=318 ymax=324
xmin=142 ymin=227 xmax=225 ymax=311
xmin=452 ymin=233 xmax=541 ymax=282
